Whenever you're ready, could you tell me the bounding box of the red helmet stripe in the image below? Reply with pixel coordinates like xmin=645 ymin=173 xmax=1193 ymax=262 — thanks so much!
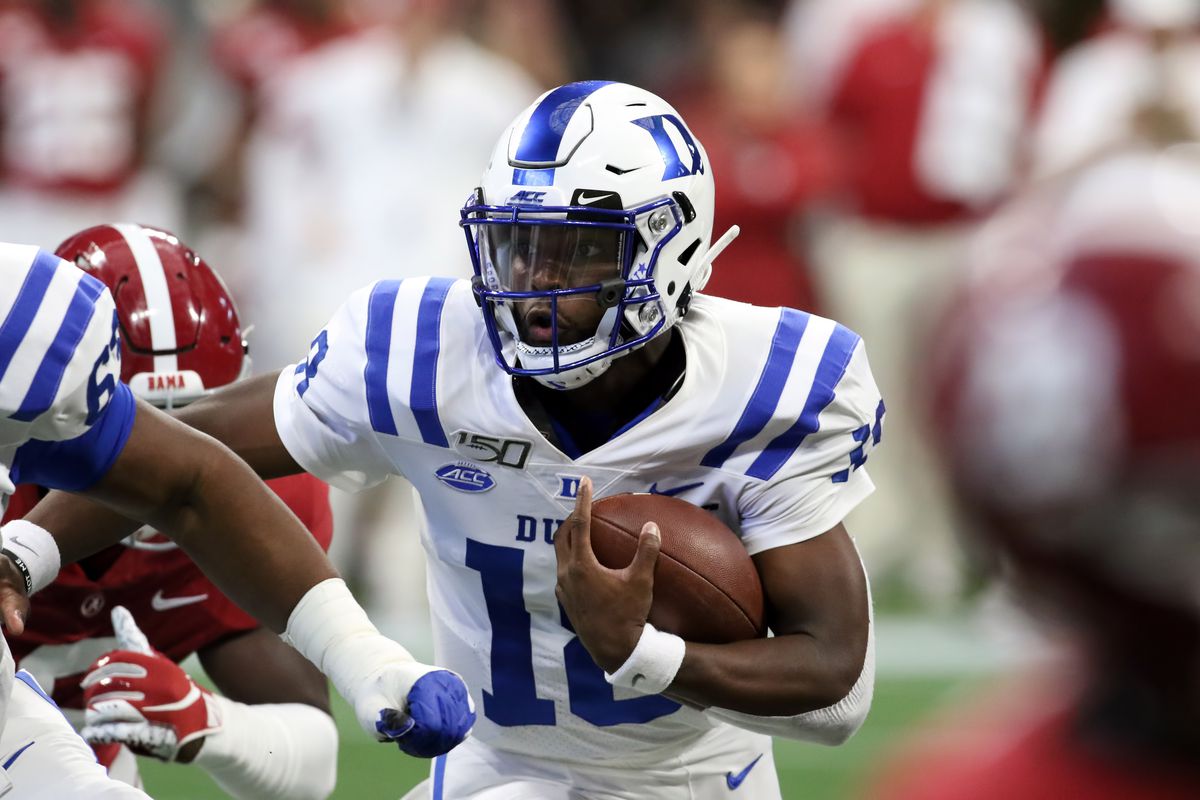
xmin=113 ymin=223 xmax=178 ymax=373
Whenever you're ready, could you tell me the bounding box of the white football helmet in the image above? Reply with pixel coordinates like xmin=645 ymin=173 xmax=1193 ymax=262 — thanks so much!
xmin=460 ymin=81 xmax=738 ymax=389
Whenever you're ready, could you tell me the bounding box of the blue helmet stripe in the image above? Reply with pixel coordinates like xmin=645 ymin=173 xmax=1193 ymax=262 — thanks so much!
xmin=410 ymin=277 xmax=455 ymax=447
xmin=512 ymin=80 xmax=612 ymax=185
xmin=746 ymin=324 xmax=861 ymax=481
xmin=0 ymin=249 xmax=59 ymax=384
xmin=701 ymin=309 xmax=809 ymax=469
xmin=12 ymin=272 xmax=106 ymax=422
xmin=364 ymin=280 xmax=402 ymax=435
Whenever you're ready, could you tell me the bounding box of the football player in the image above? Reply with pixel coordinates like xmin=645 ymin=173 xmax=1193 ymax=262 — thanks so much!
xmin=0 ymin=241 xmax=473 ymax=797
xmin=875 ymin=149 xmax=1200 ymax=798
xmin=2 ymin=224 xmax=338 ymax=798
xmin=26 ymin=81 xmax=879 ymax=798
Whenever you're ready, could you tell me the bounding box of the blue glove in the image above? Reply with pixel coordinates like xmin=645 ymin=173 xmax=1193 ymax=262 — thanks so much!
xmin=376 ymin=670 xmax=475 ymax=758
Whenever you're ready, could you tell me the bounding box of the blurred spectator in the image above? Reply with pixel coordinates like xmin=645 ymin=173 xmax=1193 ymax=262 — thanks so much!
xmin=682 ymin=0 xmax=840 ymax=312
xmin=1032 ymin=0 xmax=1200 ymax=178
xmin=784 ymin=0 xmax=1043 ymax=602
xmin=0 ymin=0 xmax=179 ymax=247
xmin=205 ymin=0 xmax=366 ymax=222
xmin=871 ymin=146 xmax=1200 ymax=799
xmin=229 ymin=0 xmax=541 ymax=371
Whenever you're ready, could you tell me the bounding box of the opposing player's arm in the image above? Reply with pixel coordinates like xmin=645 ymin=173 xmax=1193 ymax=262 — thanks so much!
xmin=82 ymin=610 xmax=338 ymax=800
xmin=20 ymin=370 xmax=297 ymax=562
xmin=186 ymin=629 xmax=338 ymax=800
xmin=52 ymin=396 xmax=334 ymax=630
xmin=13 ymin=283 xmax=474 ymax=756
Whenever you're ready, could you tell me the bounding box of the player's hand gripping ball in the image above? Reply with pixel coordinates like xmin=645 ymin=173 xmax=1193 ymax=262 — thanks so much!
xmin=554 ymin=478 xmax=765 ymax=673
xmin=589 ymin=491 xmax=766 ymax=643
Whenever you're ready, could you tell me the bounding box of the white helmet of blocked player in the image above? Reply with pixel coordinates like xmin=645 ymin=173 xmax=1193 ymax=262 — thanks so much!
xmin=460 ymin=81 xmax=738 ymax=389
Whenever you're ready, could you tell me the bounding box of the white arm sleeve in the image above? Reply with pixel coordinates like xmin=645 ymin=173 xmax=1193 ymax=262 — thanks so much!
xmin=273 ymin=283 xmax=398 ymax=492
xmin=739 ymin=340 xmax=885 ymax=555
xmin=705 ymin=584 xmax=876 ymax=746
xmin=192 ymin=695 xmax=338 ymax=800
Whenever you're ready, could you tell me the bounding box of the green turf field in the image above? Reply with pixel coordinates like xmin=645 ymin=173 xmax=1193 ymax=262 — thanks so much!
xmin=137 ymin=674 xmax=974 ymax=799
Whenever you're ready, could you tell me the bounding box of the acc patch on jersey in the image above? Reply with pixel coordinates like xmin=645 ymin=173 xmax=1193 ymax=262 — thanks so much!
xmin=435 ymin=462 xmax=495 ymax=493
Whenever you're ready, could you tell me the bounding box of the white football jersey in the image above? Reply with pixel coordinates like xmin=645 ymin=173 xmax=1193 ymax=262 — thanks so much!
xmin=0 ymin=243 xmax=130 ymax=499
xmin=274 ymin=276 xmax=884 ymax=764
xmin=0 ymin=242 xmax=134 ymax=744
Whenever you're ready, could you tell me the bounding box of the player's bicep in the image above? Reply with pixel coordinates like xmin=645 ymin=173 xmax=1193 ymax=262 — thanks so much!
xmin=753 ymin=523 xmax=868 ymax=641
xmin=199 ymin=627 xmax=330 ymax=713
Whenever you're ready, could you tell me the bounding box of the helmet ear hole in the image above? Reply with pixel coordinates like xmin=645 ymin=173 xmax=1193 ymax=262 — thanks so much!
xmin=678 ymin=239 xmax=701 ymax=266
xmin=667 ymin=281 xmax=676 ymax=296
xmin=672 ymin=192 xmax=696 ymax=223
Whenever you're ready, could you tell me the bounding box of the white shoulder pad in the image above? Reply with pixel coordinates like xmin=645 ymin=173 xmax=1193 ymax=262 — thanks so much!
xmin=273 ymin=277 xmax=472 ymax=492
xmin=0 ymin=246 xmax=122 ymax=448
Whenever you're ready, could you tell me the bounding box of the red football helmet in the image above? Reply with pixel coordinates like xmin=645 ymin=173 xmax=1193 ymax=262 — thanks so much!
xmin=927 ymin=151 xmax=1200 ymax=629
xmin=55 ymin=224 xmax=250 ymax=408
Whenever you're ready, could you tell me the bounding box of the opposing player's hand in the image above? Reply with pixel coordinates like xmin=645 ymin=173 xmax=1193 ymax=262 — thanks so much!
xmin=554 ymin=476 xmax=661 ymax=673
xmin=80 ymin=606 xmax=220 ymax=762
xmin=355 ymin=660 xmax=475 ymax=758
xmin=0 ymin=555 xmax=29 ymax=634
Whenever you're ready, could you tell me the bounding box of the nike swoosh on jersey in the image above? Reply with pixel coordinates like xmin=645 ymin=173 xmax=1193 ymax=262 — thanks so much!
xmin=726 ymin=754 xmax=763 ymax=790
xmin=647 ymin=481 xmax=704 ymax=497
xmin=150 ymin=590 xmax=209 ymax=611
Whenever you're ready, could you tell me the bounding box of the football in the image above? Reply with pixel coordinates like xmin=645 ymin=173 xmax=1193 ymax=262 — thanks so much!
xmin=589 ymin=493 xmax=766 ymax=644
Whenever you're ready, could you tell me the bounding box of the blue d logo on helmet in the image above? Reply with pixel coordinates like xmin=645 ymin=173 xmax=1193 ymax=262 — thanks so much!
xmin=460 ymin=81 xmax=738 ymax=390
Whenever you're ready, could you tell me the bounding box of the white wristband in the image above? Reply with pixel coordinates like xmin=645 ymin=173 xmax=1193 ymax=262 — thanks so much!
xmin=604 ymin=623 xmax=685 ymax=695
xmin=0 ymin=520 xmax=62 ymax=594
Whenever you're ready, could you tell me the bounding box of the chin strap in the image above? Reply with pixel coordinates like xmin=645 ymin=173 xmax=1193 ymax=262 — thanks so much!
xmin=690 ymin=225 xmax=740 ymax=293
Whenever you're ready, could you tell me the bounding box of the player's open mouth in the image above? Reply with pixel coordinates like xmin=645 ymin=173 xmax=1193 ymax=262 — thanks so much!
xmin=521 ymin=308 xmax=561 ymax=345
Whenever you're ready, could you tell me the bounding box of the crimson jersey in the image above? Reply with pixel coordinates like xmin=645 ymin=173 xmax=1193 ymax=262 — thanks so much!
xmin=211 ymin=5 xmax=360 ymax=102
xmin=2 ymin=473 xmax=331 ymax=712
xmin=686 ymin=105 xmax=840 ymax=313
xmin=875 ymin=682 xmax=1200 ymax=800
xmin=791 ymin=0 xmax=1042 ymax=225
xmin=0 ymin=0 xmax=166 ymax=193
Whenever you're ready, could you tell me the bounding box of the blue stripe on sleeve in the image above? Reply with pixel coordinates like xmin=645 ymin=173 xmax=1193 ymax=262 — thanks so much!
xmin=11 ymin=272 xmax=106 ymax=422
xmin=701 ymin=309 xmax=809 ymax=469
xmin=364 ymin=281 xmax=402 ymax=436
xmin=745 ymin=324 xmax=861 ymax=481
xmin=0 ymin=250 xmax=60 ymax=383
xmin=431 ymin=754 xmax=446 ymax=800
xmin=410 ymin=278 xmax=454 ymax=447
xmin=10 ymin=381 xmax=136 ymax=491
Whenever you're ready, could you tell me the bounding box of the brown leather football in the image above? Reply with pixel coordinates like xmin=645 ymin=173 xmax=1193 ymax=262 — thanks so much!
xmin=589 ymin=493 xmax=766 ymax=643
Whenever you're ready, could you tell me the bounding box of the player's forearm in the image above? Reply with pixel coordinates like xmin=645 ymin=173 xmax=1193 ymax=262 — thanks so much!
xmin=666 ymin=632 xmax=868 ymax=716
xmin=148 ymin=435 xmax=336 ymax=631
xmin=174 ymin=371 xmax=302 ymax=479
xmin=193 ymin=696 xmax=338 ymax=800
xmin=24 ymin=491 xmax=141 ymax=565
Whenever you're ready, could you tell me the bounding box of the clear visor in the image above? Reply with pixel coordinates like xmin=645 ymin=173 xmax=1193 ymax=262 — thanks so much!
xmin=479 ymin=222 xmax=625 ymax=293
xmin=477 ymin=222 xmax=628 ymax=348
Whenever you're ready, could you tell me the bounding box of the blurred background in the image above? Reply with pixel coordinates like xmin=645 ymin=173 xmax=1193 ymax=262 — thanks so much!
xmin=4 ymin=0 xmax=1199 ymax=796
